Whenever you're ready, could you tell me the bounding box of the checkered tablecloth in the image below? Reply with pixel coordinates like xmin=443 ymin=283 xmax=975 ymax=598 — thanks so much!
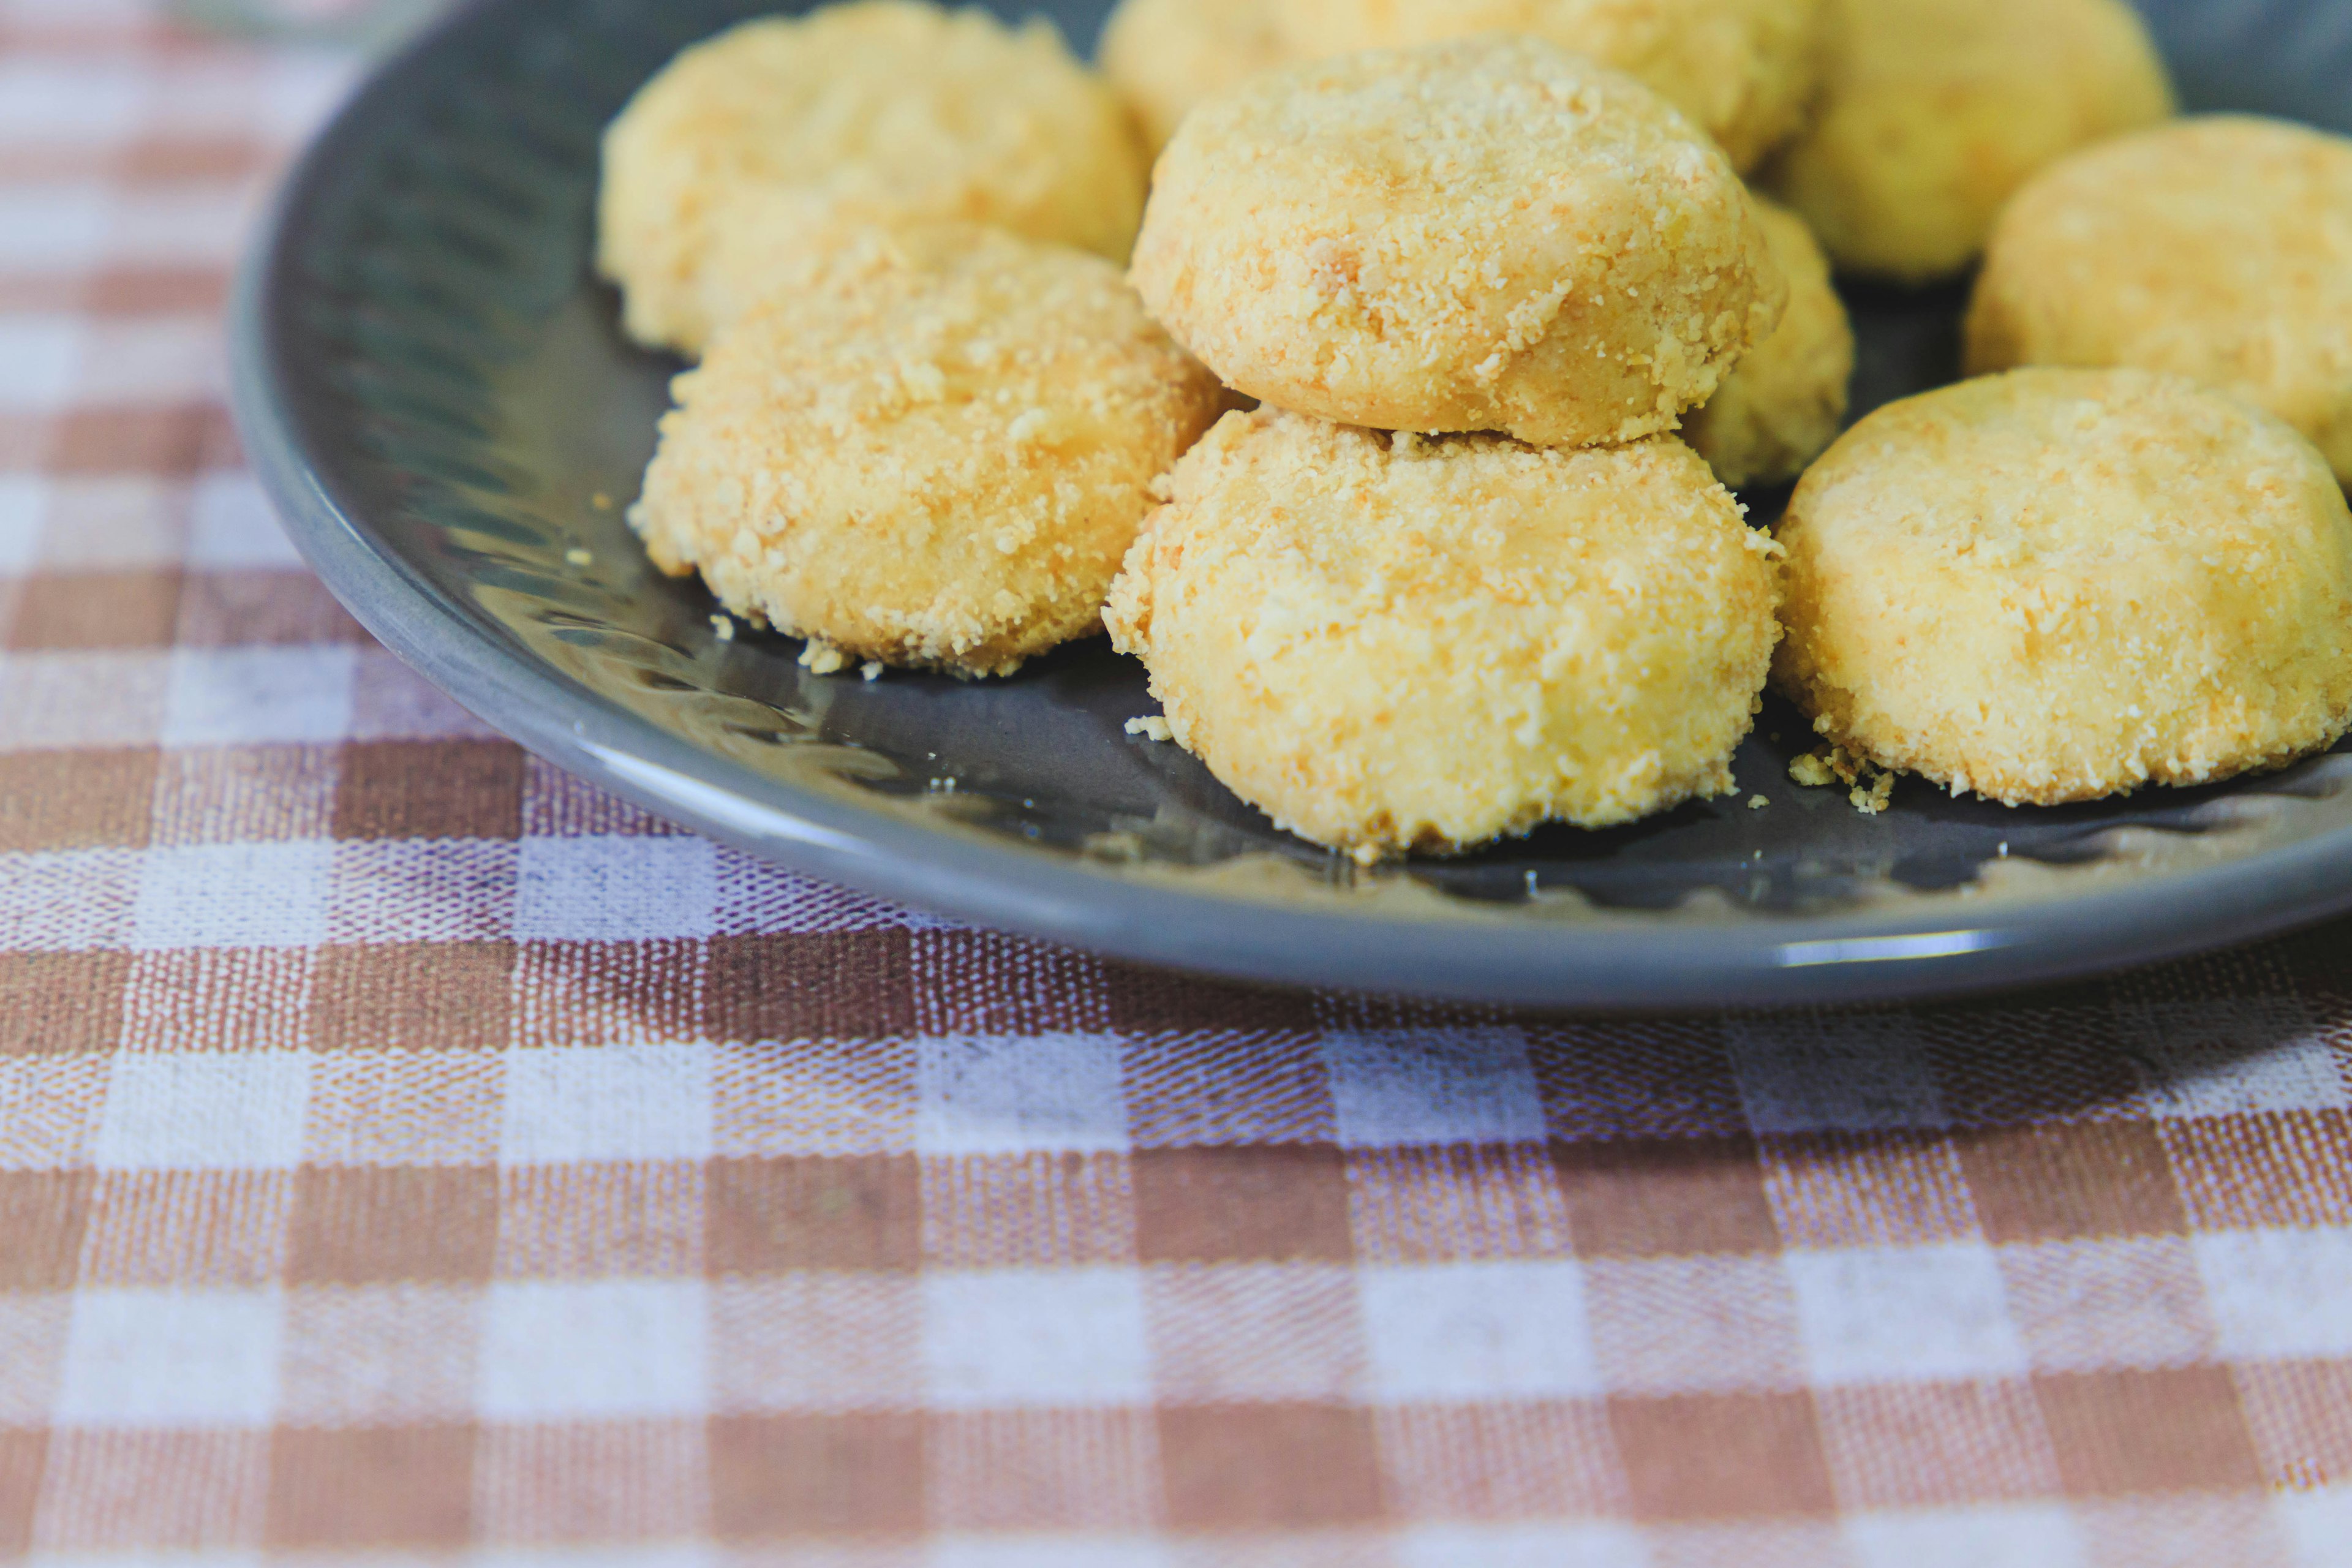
xmin=2 ymin=2 xmax=2351 ymax=1563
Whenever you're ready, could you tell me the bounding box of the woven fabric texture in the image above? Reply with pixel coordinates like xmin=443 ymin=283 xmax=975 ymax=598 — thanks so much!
xmin=2 ymin=3 xmax=2351 ymax=1563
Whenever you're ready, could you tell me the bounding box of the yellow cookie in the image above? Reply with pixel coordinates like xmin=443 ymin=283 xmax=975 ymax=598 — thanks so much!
xmin=1967 ymin=116 xmax=2352 ymax=488
xmin=1275 ymin=0 xmax=1828 ymax=170
xmin=1100 ymin=0 xmax=1296 ymax=157
xmin=1106 ymin=410 xmax=1782 ymax=861
xmin=1683 ymin=197 xmax=1853 ymax=489
xmin=1776 ymin=369 xmax=2352 ymax=805
xmin=632 ymin=226 xmax=1223 ymax=677
xmin=1129 ymin=36 xmax=1785 ymax=449
xmin=1760 ymin=0 xmax=2174 ymax=283
xmin=598 ymin=0 xmax=1146 ymax=356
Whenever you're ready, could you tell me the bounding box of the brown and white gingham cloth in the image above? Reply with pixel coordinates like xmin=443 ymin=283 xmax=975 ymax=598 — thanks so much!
xmin=2 ymin=2 xmax=2351 ymax=1562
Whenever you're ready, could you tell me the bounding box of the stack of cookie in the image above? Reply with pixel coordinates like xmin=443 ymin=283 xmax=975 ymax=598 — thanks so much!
xmin=598 ymin=0 xmax=2352 ymax=864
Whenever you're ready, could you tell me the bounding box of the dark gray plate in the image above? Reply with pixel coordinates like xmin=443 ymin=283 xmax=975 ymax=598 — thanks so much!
xmin=230 ymin=0 xmax=2352 ymax=1008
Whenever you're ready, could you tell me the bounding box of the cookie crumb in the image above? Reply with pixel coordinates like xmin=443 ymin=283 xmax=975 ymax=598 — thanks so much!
xmin=565 ymin=548 xmax=594 ymax=567
xmin=1747 ymin=794 xmax=1770 ymax=810
xmin=711 ymin=613 xmax=737 ymax=642
xmin=799 ymin=639 xmax=848 ymax=674
xmin=1789 ymin=751 xmax=1838 ymax=788
xmin=1789 ymin=744 xmax=1896 ymax=814
xmin=590 ymin=492 xmax=612 ymax=511
xmin=861 ymin=661 xmax=884 ymax=682
xmin=1125 ymin=715 xmax=1174 ymax=741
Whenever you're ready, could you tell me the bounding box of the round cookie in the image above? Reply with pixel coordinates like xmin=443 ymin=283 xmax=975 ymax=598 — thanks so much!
xmin=1273 ymin=0 xmax=1827 ymax=171
xmin=631 ymin=225 xmax=1224 ymax=677
xmin=598 ymin=0 xmax=1146 ymax=356
xmin=1682 ymin=197 xmax=1853 ymax=489
xmin=1760 ymin=0 xmax=2174 ymax=284
xmin=1775 ymin=369 xmax=2352 ymax=807
xmin=1128 ymin=36 xmax=1787 ymax=450
xmin=1100 ymin=0 xmax=1295 ymax=158
xmin=1104 ymin=410 xmax=1783 ymax=861
xmin=1966 ymin=116 xmax=2352 ymax=489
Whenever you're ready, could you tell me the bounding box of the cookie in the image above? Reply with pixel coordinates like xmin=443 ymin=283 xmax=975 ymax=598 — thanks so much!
xmin=1760 ymin=0 xmax=2173 ymax=283
xmin=1273 ymin=0 xmax=1827 ymax=171
xmin=598 ymin=0 xmax=1146 ymax=356
xmin=1105 ymin=410 xmax=1782 ymax=860
xmin=631 ymin=225 xmax=1224 ymax=677
xmin=1966 ymin=115 xmax=2352 ymax=488
xmin=1128 ymin=36 xmax=1785 ymax=449
xmin=1100 ymin=0 xmax=1295 ymax=157
xmin=1776 ymin=369 xmax=2352 ymax=805
xmin=1682 ymin=197 xmax=1853 ymax=489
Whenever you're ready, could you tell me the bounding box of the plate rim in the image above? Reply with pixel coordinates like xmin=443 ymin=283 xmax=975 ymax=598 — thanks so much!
xmin=227 ymin=0 xmax=2352 ymax=1009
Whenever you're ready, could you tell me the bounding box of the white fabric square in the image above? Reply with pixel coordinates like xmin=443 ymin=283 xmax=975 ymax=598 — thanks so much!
xmin=2280 ymin=1488 xmax=2352 ymax=1568
xmin=1725 ymin=1012 xmax=1947 ymax=1133
xmin=1324 ymin=1028 xmax=1545 ymax=1148
xmin=1360 ymin=1262 xmax=1600 ymax=1401
xmin=72 ymin=317 xmax=224 ymax=406
xmin=1788 ymin=1245 xmax=2025 ymax=1385
xmin=34 ymin=477 xmax=180 ymax=569
xmin=0 ymin=475 xmax=45 ymax=573
xmin=916 ymin=1033 xmax=1129 ymax=1155
xmin=1397 ymin=1523 xmax=1648 ymax=1568
xmin=2132 ymin=1012 xmax=2351 ymax=1117
xmin=132 ymin=840 xmax=334 ymax=951
xmin=92 ymin=1049 xmax=313 ymax=1172
xmin=0 ymin=651 xmax=172 ymax=752
xmin=0 ymin=62 xmax=143 ymax=141
xmin=2195 ymin=1228 xmax=2352 ymax=1360
xmin=477 ymin=1280 xmax=710 ymax=1420
xmin=0 ymin=848 xmax=139 ymax=954
xmin=922 ymin=1269 xmax=1152 ymax=1408
xmin=0 ymin=315 xmax=81 ymax=413
xmin=0 ymin=184 xmax=108 ymax=272
xmin=327 ymin=838 xmax=519 ymax=946
xmin=500 ymin=1042 xmax=713 ymax=1164
xmin=1847 ymin=1505 xmax=2085 ymax=1568
xmin=162 ymin=646 xmax=357 ymax=748
xmin=107 ymin=182 xmax=254 ymax=271
xmin=187 ymin=470 xmax=304 ymax=569
xmin=1999 ymin=1236 xmax=2217 ymax=1371
xmin=55 ymin=1288 xmax=283 ymax=1427
xmin=512 ymin=835 xmax=718 ymax=942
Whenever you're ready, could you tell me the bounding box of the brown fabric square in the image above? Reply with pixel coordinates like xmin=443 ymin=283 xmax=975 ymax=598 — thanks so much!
xmin=513 ymin=940 xmax=703 ymax=1050
xmin=307 ymin=941 xmax=516 ymax=1052
xmin=1610 ymin=1392 xmax=1836 ymax=1521
xmin=708 ymin=1414 xmax=924 ymax=1539
xmin=2036 ymin=1367 xmax=2264 ymax=1496
xmin=1954 ymin=1121 xmax=2190 ymax=1242
xmin=1917 ymin=1004 xmax=2139 ymax=1126
xmin=0 ymin=1428 xmax=42 ymax=1556
xmin=707 ymin=1155 xmax=921 ymax=1274
xmin=1133 ymin=1145 xmax=1354 ymax=1264
xmin=5 ymin=569 xmax=181 ymax=649
xmin=31 ymin=409 xmax=234 ymax=479
xmin=0 ymin=1170 xmax=92 ymax=1290
xmin=929 ymin=1409 xmax=1159 ymax=1531
xmin=704 ymin=931 xmax=916 ymax=1041
xmin=1122 ymin=1030 xmax=1336 ymax=1149
xmin=264 ymin=1425 xmax=476 ymax=1548
xmin=288 ymin=1166 xmax=499 ymax=1286
xmin=148 ymin=744 xmax=337 ymax=846
xmin=1554 ymin=1137 xmax=1781 ymax=1259
xmin=120 ymin=948 xmax=314 ymax=1055
xmin=1815 ymin=1380 xmax=2060 ymax=1507
xmin=1101 ymin=960 xmax=1318 ymax=1034
xmin=1762 ymin=1132 xmax=1981 ymax=1249
xmin=331 ymin=739 xmax=524 ymax=841
xmin=0 ymin=951 xmax=130 ymax=1055
xmin=175 ymin=568 xmax=366 ymax=645
xmin=1157 ymin=1404 xmax=1386 ymax=1531
xmin=920 ymin=1152 xmax=1134 ymax=1268
xmin=0 ymin=749 xmax=156 ymax=851
xmin=2163 ymin=1110 xmax=2352 ymax=1229
xmin=475 ymin=1419 xmax=704 ymax=1543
